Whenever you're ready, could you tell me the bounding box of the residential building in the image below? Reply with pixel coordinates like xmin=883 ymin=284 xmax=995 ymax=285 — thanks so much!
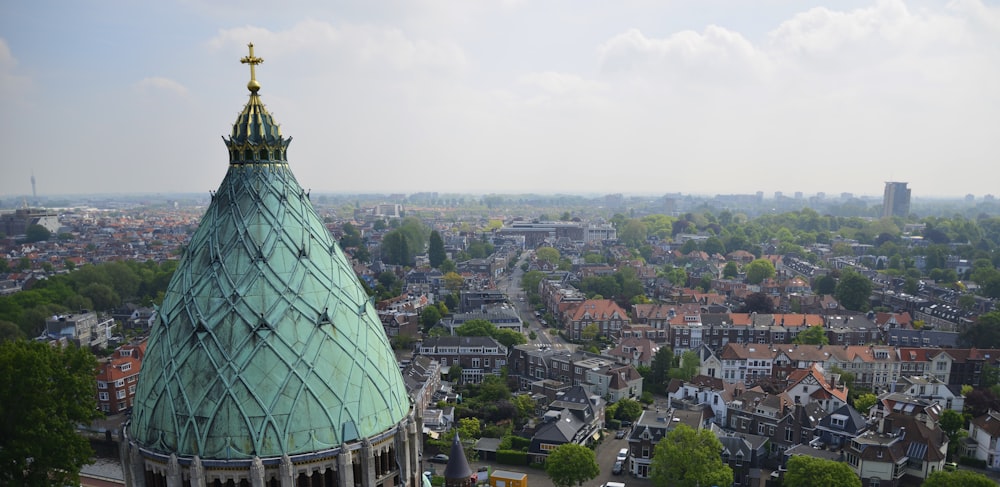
xmin=882 ymin=182 xmax=911 ymax=218
xmin=95 ymin=340 xmax=147 ymax=414
xmin=417 ymin=336 xmax=507 ymax=384
xmin=563 ymin=299 xmax=630 ymax=341
xmin=967 ymin=410 xmax=1000 ymax=469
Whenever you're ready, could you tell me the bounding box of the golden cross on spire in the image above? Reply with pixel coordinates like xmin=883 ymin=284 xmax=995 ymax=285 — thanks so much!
xmin=240 ymin=43 xmax=264 ymax=93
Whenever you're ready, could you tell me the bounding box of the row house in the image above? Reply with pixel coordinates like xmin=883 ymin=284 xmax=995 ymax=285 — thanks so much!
xmin=726 ymin=388 xmax=825 ymax=458
xmin=627 ymin=408 xmax=710 ymax=478
xmin=603 ymin=337 xmax=660 ymax=368
xmin=784 ymin=364 xmax=848 ymax=414
xmin=416 ymin=336 xmax=507 ymax=384
xmin=400 ymin=355 xmax=442 ymax=417
xmin=913 ymin=302 xmax=974 ymax=332
xmin=717 ymin=427 xmax=771 ymax=487
xmin=447 ymin=304 xmax=523 ymax=334
xmin=715 ymin=342 xmax=1000 ymax=391
xmin=813 ymin=404 xmax=868 ymax=451
xmin=507 ymin=346 xmax=643 ymax=400
xmin=95 ymin=340 xmax=147 ymax=414
xmin=562 ymin=299 xmax=629 ymax=341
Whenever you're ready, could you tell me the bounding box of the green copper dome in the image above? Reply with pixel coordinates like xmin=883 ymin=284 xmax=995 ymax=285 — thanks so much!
xmin=129 ymin=47 xmax=410 ymax=459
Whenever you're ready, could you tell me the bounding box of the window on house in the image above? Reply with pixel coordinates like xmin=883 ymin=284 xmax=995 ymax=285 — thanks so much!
xmin=117 ymin=389 xmax=126 ymax=399
xmin=121 ymin=363 xmax=131 ymax=372
xmin=97 ymin=381 xmax=107 ymax=389
xmin=99 ymin=392 xmax=109 ymax=401
xmin=785 ymin=429 xmax=794 ymax=442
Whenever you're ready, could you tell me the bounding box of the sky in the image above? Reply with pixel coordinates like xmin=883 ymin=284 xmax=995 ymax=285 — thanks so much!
xmin=1 ymin=0 xmax=998 ymax=199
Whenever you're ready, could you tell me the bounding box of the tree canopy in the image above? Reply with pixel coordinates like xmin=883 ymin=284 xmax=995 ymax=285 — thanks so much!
xmin=0 ymin=340 xmax=104 ymax=485
xmin=835 ymin=269 xmax=873 ymax=311
xmin=794 ymin=325 xmax=830 ymax=345
xmin=428 ymin=230 xmax=446 ymax=268
xmin=783 ymin=455 xmax=860 ymax=487
xmin=650 ymin=423 xmax=733 ymax=487
xmin=545 ymin=443 xmax=599 ymax=487
xmin=961 ymin=311 xmax=1000 ymax=348
xmin=922 ymin=469 xmax=995 ymax=487
xmin=745 ymin=258 xmax=776 ymax=284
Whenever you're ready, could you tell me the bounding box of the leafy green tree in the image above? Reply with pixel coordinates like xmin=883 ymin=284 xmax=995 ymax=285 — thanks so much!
xmin=493 ymin=328 xmax=527 ymax=348
xmin=545 ymin=443 xmax=599 ymax=487
xmin=649 ymin=347 xmax=673 ymax=394
xmin=794 ymin=325 xmax=829 ymax=345
xmin=923 ymin=470 xmax=995 ymax=487
xmin=783 ymin=455 xmax=860 ymax=487
xmin=443 ymin=271 xmax=464 ymax=294
xmin=615 ymin=398 xmax=643 ymax=422
xmin=745 ymin=258 xmax=776 ymax=284
xmin=455 ymin=319 xmax=496 ymax=337
xmin=428 ymin=230 xmax=446 ymax=268
xmin=536 ymin=247 xmax=560 ymax=267
xmin=835 ymin=270 xmax=873 ymax=311
xmin=380 ymin=230 xmax=410 ymax=265
xmin=670 ymin=350 xmax=700 ymax=381
xmin=0 ymin=340 xmax=103 ymax=485
xmin=961 ymin=311 xmax=1000 ymax=348
xmin=580 ymin=323 xmax=599 ymax=341
xmin=23 ymin=224 xmax=52 ymax=243
xmin=815 ymin=274 xmax=837 ymax=295
xmin=740 ymin=292 xmax=775 ymax=314
xmin=619 ymin=219 xmax=649 ymax=248
xmin=0 ymin=320 xmax=24 ymax=343
xmin=665 ymin=267 xmax=688 ymax=287
xmin=650 ymin=423 xmax=733 ymax=487
xmin=513 ymin=394 xmax=535 ymax=419
xmin=440 ymin=258 xmax=457 ymax=273
xmin=853 ymin=393 xmax=877 ymax=413
xmin=420 ymin=306 xmax=442 ymax=331
xmin=723 ymin=261 xmax=739 ymax=279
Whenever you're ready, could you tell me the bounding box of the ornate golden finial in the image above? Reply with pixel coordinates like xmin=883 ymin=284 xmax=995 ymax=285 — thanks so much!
xmin=240 ymin=43 xmax=264 ymax=93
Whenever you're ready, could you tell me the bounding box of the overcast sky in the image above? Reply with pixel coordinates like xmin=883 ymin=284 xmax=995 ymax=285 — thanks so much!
xmin=1 ymin=0 xmax=998 ymax=199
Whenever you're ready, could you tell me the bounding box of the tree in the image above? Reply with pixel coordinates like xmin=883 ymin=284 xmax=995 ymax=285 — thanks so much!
xmin=794 ymin=325 xmax=829 ymax=345
xmin=580 ymin=323 xmax=599 ymax=341
xmin=615 ymin=398 xmax=643 ymax=422
xmin=545 ymin=443 xmax=599 ymax=487
xmin=961 ymin=311 xmax=1000 ymax=348
xmin=428 ymin=230 xmax=446 ymax=268
xmin=649 ymin=347 xmax=673 ymax=394
xmin=23 ymin=224 xmax=52 ymax=243
xmin=665 ymin=267 xmax=688 ymax=287
xmin=650 ymin=423 xmax=733 ymax=487
xmin=420 ymin=306 xmax=442 ymax=331
xmin=455 ymin=319 xmax=496 ymax=337
xmin=493 ymin=328 xmax=527 ymax=348
xmin=783 ymin=455 xmax=860 ymax=487
xmin=536 ymin=247 xmax=560 ymax=267
xmin=723 ymin=261 xmax=739 ymax=279
xmin=814 ymin=274 xmax=837 ymax=295
xmin=923 ymin=470 xmax=995 ymax=487
xmin=745 ymin=258 xmax=776 ymax=284
xmin=835 ymin=270 xmax=873 ymax=311
xmin=440 ymin=259 xmax=457 ymax=273
xmin=0 ymin=340 xmax=103 ymax=485
xmin=443 ymin=271 xmax=464 ymax=294
xmin=380 ymin=230 xmax=410 ymax=265
xmin=853 ymin=393 xmax=877 ymax=413
xmin=741 ymin=292 xmax=775 ymax=314
xmin=672 ymin=350 xmax=700 ymax=381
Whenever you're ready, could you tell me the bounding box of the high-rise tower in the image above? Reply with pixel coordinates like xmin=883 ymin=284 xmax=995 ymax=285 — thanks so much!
xmin=122 ymin=44 xmax=419 ymax=487
xmin=882 ymin=182 xmax=911 ymax=218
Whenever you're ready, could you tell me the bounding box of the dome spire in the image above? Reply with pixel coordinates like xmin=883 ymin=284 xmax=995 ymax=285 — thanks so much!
xmin=240 ymin=42 xmax=263 ymax=93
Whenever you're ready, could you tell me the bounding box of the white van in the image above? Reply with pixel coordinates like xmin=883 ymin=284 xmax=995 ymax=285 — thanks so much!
xmin=616 ymin=448 xmax=629 ymax=462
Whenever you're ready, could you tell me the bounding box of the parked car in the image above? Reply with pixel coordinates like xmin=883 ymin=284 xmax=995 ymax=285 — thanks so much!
xmin=615 ymin=430 xmax=626 ymax=439
xmin=430 ymin=454 xmax=449 ymax=464
xmin=617 ymin=448 xmax=629 ymax=462
xmin=613 ymin=460 xmax=624 ymax=475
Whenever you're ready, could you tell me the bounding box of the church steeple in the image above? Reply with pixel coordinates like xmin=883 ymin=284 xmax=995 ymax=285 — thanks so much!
xmin=225 ymin=43 xmax=289 ymax=164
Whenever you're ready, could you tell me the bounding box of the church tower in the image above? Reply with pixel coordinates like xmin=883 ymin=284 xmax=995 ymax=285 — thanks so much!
xmin=122 ymin=44 xmax=419 ymax=487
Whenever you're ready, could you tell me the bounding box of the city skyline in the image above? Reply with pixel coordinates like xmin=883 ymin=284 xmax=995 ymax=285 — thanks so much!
xmin=1 ymin=1 xmax=999 ymax=198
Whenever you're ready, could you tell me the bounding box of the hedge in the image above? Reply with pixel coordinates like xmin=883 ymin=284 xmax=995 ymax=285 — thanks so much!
xmin=510 ymin=436 xmax=531 ymax=451
xmin=496 ymin=449 xmax=529 ymax=466
xmin=959 ymin=456 xmax=987 ymax=469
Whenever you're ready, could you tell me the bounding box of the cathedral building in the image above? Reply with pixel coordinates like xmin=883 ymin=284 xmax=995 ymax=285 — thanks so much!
xmin=121 ymin=44 xmax=420 ymax=487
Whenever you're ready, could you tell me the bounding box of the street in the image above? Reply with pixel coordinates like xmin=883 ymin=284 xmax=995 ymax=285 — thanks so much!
xmin=464 ymin=430 xmax=654 ymax=487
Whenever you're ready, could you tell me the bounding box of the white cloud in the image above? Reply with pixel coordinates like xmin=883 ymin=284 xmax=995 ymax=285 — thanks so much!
xmin=0 ymin=38 xmax=31 ymax=100
xmin=597 ymin=26 xmax=770 ymax=84
xmin=207 ymin=20 xmax=467 ymax=77
xmin=133 ymin=77 xmax=189 ymax=97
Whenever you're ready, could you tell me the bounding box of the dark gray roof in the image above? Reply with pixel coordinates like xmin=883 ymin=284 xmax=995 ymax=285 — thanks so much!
xmin=444 ymin=432 xmax=473 ymax=480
